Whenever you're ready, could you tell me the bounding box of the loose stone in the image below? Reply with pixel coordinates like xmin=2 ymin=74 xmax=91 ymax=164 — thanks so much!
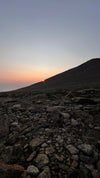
xmin=27 ymin=165 xmax=39 ymax=176
xmin=66 ymin=144 xmax=79 ymax=155
xmin=35 ymin=154 xmax=49 ymax=168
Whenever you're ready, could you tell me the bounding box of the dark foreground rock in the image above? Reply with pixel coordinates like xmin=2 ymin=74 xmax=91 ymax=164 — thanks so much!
xmin=0 ymin=88 xmax=100 ymax=177
xmin=0 ymin=163 xmax=26 ymax=178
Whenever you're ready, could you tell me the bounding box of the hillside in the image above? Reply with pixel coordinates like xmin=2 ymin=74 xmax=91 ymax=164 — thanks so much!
xmin=18 ymin=58 xmax=100 ymax=92
xmin=0 ymin=58 xmax=100 ymax=178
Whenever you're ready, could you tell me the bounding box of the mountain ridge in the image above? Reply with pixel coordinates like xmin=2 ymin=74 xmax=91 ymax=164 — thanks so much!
xmin=18 ymin=58 xmax=100 ymax=92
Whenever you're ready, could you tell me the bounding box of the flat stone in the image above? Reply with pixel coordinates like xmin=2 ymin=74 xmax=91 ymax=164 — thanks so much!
xmin=27 ymin=151 xmax=36 ymax=162
xmin=66 ymin=144 xmax=79 ymax=155
xmin=47 ymin=106 xmax=64 ymax=112
xmin=27 ymin=165 xmax=39 ymax=176
xmin=74 ymin=105 xmax=83 ymax=110
xmin=12 ymin=104 xmax=21 ymax=109
xmin=78 ymin=144 xmax=93 ymax=155
xmin=23 ymin=127 xmax=32 ymax=135
xmin=30 ymin=137 xmax=44 ymax=150
xmin=41 ymin=143 xmax=48 ymax=148
xmin=35 ymin=154 xmax=49 ymax=168
xmin=60 ymin=112 xmax=70 ymax=119
xmin=11 ymin=122 xmax=19 ymax=127
xmin=94 ymin=127 xmax=100 ymax=131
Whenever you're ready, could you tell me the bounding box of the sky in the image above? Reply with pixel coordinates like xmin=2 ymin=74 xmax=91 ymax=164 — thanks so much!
xmin=0 ymin=0 xmax=100 ymax=91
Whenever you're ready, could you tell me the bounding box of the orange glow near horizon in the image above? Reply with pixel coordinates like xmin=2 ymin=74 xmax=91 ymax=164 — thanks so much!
xmin=42 ymin=80 xmax=45 ymax=83
xmin=0 ymin=69 xmax=60 ymax=84
xmin=0 ymin=66 xmax=68 ymax=87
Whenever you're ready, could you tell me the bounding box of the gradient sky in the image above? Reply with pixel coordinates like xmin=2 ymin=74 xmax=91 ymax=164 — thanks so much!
xmin=0 ymin=0 xmax=100 ymax=91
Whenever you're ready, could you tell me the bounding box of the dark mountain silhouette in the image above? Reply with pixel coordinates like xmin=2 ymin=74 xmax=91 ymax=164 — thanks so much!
xmin=19 ymin=58 xmax=100 ymax=92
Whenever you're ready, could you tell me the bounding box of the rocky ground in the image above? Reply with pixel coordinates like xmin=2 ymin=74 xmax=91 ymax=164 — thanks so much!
xmin=0 ymin=88 xmax=100 ymax=178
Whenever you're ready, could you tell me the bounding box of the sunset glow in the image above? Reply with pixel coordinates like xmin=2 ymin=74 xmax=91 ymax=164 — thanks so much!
xmin=42 ymin=80 xmax=45 ymax=83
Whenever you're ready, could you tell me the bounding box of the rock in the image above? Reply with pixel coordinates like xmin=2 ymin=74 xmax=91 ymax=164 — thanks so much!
xmin=94 ymin=127 xmax=100 ymax=131
xmin=54 ymin=154 xmax=64 ymax=162
xmin=74 ymin=105 xmax=83 ymax=110
xmin=10 ymin=122 xmax=20 ymax=132
xmin=88 ymin=124 xmax=93 ymax=129
xmin=26 ymin=176 xmax=31 ymax=178
xmin=11 ymin=122 xmax=18 ymax=127
xmin=85 ymin=164 xmax=94 ymax=171
xmin=7 ymin=132 xmax=18 ymax=145
xmin=0 ymin=89 xmax=100 ymax=177
xmin=71 ymin=160 xmax=78 ymax=168
xmin=0 ymin=114 xmax=10 ymax=142
xmin=0 ymin=163 xmax=25 ymax=178
xmin=78 ymin=144 xmax=93 ymax=155
xmin=97 ymin=160 xmax=100 ymax=171
xmin=91 ymin=169 xmax=100 ymax=178
xmin=45 ymin=146 xmax=55 ymax=155
xmin=71 ymin=119 xmax=78 ymax=126
xmin=66 ymin=144 xmax=79 ymax=155
xmin=35 ymin=154 xmax=49 ymax=168
xmin=80 ymin=154 xmax=95 ymax=164
xmin=74 ymin=97 xmax=96 ymax=105
xmin=27 ymin=165 xmax=39 ymax=176
xmin=96 ymin=141 xmax=100 ymax=150
xmin=30 ymin=137 xmax=44 ymax=150
xmin=37 ymin=166 xmax=51 ymax=178
xmin=41 ymin=143 xmax=48 ymax=148
xmin=56 ymin=135 xmax=64 ymax=144
xmin=12 ymin=143 xmax=23 ymax=163
xmin=47 ymin=111 xmax=64 ymax=127
xmin=58 ymin=163 xmax=69 ymax=171
xmin=8 ymin=130 xmax=19 ymax=144
xmin=23 ymin=127 xmax=32 ymax=135
xmin=0 ymin=146 xmax=13 ymax=163
xmin=71 ymin=155 xmax=79 ymax=161
xmin=24 ymin=144 xmax=29 ymax=149
xmin=12 ymin=104 xmax=21 ymax=109
xmin=60 ymin=112 xmax=70 ymax=119
xmin=47 ymin=106 xmax=64 ymax=112
xmin=68 ymin=169 xmax=89 ymax=178
xmin=27 ymin=151 xmax=36 ymax=162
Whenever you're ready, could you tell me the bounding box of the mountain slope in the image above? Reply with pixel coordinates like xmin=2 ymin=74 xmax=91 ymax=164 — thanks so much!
xmin=19 ymin=58 xmax=100 ymax=92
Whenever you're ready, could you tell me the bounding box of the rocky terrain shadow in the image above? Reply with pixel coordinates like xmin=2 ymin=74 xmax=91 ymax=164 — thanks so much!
xmin=0 ymin=88 xmax=100 ymax=178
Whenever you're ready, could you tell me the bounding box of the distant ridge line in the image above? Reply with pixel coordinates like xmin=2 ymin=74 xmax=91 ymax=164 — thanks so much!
xmin=13 ymin=58 xmax=100 ymax=92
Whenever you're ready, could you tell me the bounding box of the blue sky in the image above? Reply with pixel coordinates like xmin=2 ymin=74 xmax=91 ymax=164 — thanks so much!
xmin=0 ymin=0 xmax=100 ymax=91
